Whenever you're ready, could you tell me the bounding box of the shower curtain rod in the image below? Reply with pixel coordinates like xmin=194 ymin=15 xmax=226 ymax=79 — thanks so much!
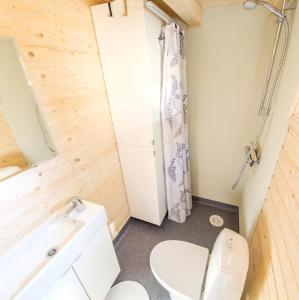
xmin=144 ymin=1 xmax=174 ymax=24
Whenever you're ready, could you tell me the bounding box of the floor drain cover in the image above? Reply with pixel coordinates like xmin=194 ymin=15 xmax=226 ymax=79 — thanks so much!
xmin=209 ymin=215 xmax=224 ymax=227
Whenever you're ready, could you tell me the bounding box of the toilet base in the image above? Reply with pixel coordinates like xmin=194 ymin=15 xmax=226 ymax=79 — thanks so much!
xmin=169 ymin=291 xmax=205 ymax=300
xmin=169 ymin=291 xmax=193 ymax=300
xmin=105 ymin=281 xmax=149 ymax=300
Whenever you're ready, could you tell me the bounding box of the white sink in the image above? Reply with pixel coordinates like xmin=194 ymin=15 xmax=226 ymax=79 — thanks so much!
xmin=0 ymin=200 xmax=107 ymax=300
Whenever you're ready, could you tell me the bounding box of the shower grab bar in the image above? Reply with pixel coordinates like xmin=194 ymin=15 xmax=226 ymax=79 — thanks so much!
xmin=232 ymin=153 xmax=251 ymax=189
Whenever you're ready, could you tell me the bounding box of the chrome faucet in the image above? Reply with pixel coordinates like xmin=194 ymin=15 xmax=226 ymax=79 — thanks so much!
xmin=64 ymin=197 xmax=85 ymax=216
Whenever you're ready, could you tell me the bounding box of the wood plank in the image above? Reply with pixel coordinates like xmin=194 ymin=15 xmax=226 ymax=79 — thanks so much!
xmin=157 ymin=0 xmax=202 ymax=26
xmin=288 ymin=115 xmax=299 ymax=137
xmin=265 ymin=190 xmax=299 ymax=299
xmin=283 ymin=132 xmax=299 ymax=168
xmin=269 ymin=182 xmax=299 ymax=290
xmin=256 ymin=213 xmax=278 ymax=300
xmin=87 ymin=0 xmax=115 ymax=4
xmin=253 ymin=223 xmax=266 ymax=300
xmin=274 ymin=164 xmax=299 ymax=243
xmin=246 ymin=232 xmax=261 ymax=299
xmin=200 ymin=0 xmax=241 ymax=8
xmin=261 ymin=198 xmax=288 ymax=300
xmin=278 ymin=149 xmax=299 ymax=198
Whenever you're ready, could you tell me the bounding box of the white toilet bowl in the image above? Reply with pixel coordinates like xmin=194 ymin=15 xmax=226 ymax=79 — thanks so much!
xmin=150 ymin=228 xmax=249 ymax=300
xmin=105 ymin=281 xmax=149 ymax=300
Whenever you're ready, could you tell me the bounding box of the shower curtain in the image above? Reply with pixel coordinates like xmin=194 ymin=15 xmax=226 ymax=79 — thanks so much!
xmin=161 ymin=23 xmax=192 ymax=223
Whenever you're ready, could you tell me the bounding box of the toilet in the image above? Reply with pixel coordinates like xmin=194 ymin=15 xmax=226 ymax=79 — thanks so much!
xmin=105 ymin=281 xmax=149 ymax=300
xmin=150 ymin=228 xmax=249 ymax=300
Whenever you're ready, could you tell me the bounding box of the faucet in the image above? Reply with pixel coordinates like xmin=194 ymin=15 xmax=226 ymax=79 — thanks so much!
xmin=64 ymin=197 xmax=85 ymax=216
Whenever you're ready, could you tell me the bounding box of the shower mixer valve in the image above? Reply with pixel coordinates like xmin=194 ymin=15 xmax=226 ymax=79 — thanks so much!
xmin=245 ymin=142 xmax=261 ymax=167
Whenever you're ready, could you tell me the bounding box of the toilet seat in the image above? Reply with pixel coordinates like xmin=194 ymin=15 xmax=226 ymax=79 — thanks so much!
xmin=150 ymin=240 xmax=209 ymax=300
xmin=105 ymin=281 xmax=149 ymax=300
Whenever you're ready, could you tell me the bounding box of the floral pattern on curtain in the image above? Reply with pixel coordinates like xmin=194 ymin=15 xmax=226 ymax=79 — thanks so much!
xmin=161 ymin=23 xmax=192 ymax=223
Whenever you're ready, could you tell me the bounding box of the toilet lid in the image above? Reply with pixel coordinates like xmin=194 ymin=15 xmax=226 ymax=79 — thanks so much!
xmin=105 ymin=281 xmax=149 ymax=300
xmin=150 ymin=240 xmax=209 ymax=300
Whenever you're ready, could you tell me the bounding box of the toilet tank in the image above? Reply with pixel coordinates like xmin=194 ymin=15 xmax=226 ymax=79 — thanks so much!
xmin=202 ymin=228 xmax=249 ymax=300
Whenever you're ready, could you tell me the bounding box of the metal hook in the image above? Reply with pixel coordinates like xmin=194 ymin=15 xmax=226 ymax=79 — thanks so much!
xmin=123 ymin=0 xmax=128 ymax=16
xmin=108 ymin=2 xmax=113 ymax=17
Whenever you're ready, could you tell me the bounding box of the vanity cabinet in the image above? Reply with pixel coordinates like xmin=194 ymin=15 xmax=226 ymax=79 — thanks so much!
xmin=42 ymin=268 xmax=89 ymax=300
xmin=42 ymin=225 xmax=120 ymax=300
xmin=91 ymin=0 xmax=167 ymax=225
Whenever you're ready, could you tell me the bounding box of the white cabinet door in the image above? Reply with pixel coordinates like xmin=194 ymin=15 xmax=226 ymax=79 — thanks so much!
xmin=73 ymin=225 xmax=120 ymax=300
xmin=91 ymin=3 xmax=154 ymax=147
xmin=118 ymin=143 xmax=166 ymax=225
xmin=42 ymin=268 xmax=88 ymax=300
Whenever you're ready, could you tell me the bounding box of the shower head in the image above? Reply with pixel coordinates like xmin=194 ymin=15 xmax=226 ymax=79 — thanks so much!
xmin=243 ymin=0 xmax=286 ymax=20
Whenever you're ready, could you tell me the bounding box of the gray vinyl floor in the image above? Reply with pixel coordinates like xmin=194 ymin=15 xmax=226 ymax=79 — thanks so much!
xmin=113 ymin=200 xmax=239 ymax=300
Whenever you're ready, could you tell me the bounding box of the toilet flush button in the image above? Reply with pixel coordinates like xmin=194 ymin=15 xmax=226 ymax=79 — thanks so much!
xmin=227 ymin=238 xmax=234 ymax=249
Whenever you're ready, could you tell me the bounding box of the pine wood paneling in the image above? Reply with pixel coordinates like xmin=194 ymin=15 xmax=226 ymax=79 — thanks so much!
xmin=0 ymin=112 xmax=27 ymax=169
xmin=243 ymin=97 xmax=299 ymax=299
xmin=154 ymin=0 xmax=202 ymax=26
xmin=153 ymin=0 xmax=282 ymax=25
xmin=160 ymin=0 xmax=202 ymax=26
xmin=0 ymin=0 xmax=130 ymax=252
xmin=199 ymin=0 xmax=241 ymax=8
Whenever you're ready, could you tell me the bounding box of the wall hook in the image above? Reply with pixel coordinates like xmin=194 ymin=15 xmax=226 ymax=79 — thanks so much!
xmin=123 ymin=0 xmax=128 ymax=16
xmin=108 ymin=2 xmax=113 ymax=17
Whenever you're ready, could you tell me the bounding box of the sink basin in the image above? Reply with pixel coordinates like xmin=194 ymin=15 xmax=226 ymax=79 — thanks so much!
xmin=0 ymin=216 xmax=83 ymax=298
xmin=0 ymin=200 xmax=107 ymax=300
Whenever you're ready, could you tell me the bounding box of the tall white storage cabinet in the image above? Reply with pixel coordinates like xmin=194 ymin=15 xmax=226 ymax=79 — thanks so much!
xmin=92 ymin=0 xmax=167 ymax=225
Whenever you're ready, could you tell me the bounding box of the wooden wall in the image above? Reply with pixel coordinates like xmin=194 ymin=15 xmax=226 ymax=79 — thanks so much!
xmin=0 ymin=0 xmax=130 ymax=251
xmin=0 ymin=111 xmax=27 ymax=169
xmin=243 ymin=98 xmax=299 ymax=299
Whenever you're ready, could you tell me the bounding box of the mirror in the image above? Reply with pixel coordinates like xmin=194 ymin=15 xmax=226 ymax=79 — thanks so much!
xmin=0 ymin=37 xmax=57 ymax=181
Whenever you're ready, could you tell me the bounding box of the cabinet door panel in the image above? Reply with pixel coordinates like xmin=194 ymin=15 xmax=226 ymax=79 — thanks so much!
xmin=91 ymin=3 xmax=154 ymax=147
xmin=42 ymin=268 xmax=88 ymax=300
xmin=118 ymin=143 xmax=165 ymax=225
xmin=73 ymin=225 xmax=120 ymax=300
xmin=107 ymin=87 xmax=154 ymax=146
